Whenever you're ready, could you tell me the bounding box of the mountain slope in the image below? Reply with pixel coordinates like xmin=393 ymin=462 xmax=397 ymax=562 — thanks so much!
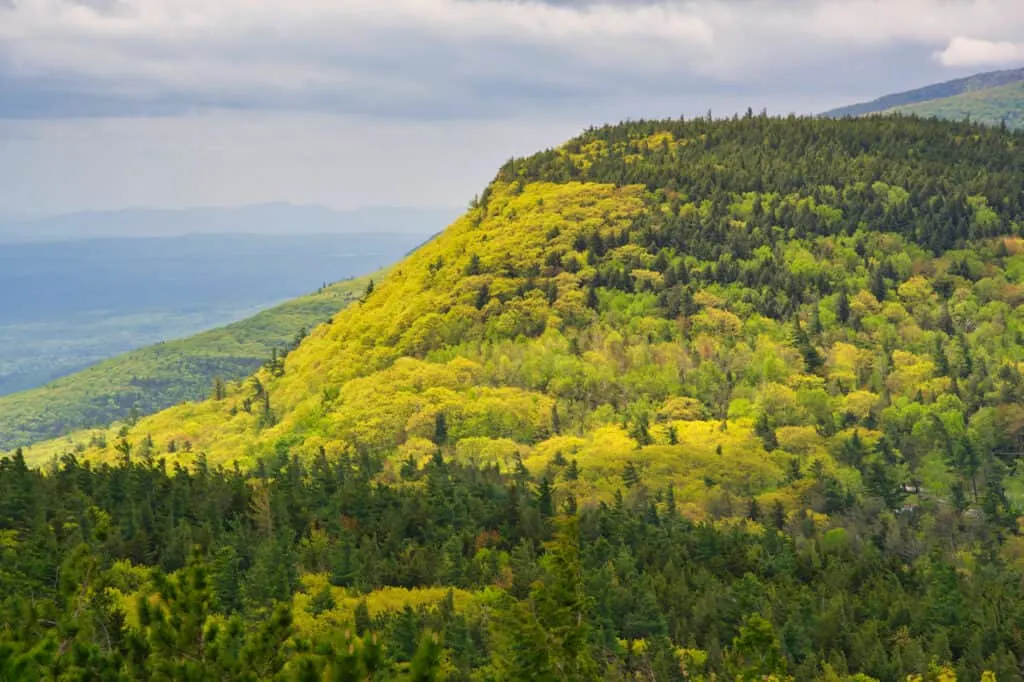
xmin=0 ymin=272 xmax=376 ymax=451
xmin=31 ymin=114 xmax=1024 ymax=516
xmin=825 ymin=66 xmax=1024 ymax=118
xmin=9 ymin=115 xmax=1024 ymax=680
xmin=885 ymin=80 xmax=1024 ymax=129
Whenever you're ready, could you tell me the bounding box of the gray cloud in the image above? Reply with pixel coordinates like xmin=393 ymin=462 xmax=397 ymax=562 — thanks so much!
xmin=0 ymin=0 xmax=1020 ymax=119
xmin=0 ymin=112 xmax=587 ymax=214
xmin=1 ymin=0 xmax=1022 ymax=217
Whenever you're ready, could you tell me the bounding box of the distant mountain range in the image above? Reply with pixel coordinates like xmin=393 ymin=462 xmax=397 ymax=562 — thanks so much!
xmin=824 ymin=66 xmax=1024 ymax=129
xmin=0 ymin=204 xmax=460 ymax=243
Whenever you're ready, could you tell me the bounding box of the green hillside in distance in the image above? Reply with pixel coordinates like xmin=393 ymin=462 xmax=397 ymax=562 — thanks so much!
xmin=825 ymin=66 xmax=1024 ymax=119
xmin=0 ymin=271 xmax=379 ymax=451
xmin=10 ymin=115 xmax=1024 ymax=680
xmin=885 ymin=80 xmax=1024 ymax=129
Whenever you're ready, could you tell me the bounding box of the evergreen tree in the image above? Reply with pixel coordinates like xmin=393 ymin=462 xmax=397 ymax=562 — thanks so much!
xmin=433 ymin=412 xmax=449 ymax=447
xmin=755 ymin=412 xmax=779 ymax=451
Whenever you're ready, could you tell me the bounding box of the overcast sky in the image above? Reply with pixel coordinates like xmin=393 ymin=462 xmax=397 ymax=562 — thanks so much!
xmin=0 ymin=0 xmax=1022 ymax=216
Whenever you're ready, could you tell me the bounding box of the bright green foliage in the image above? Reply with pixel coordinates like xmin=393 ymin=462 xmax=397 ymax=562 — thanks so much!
xmin=726 ymin=614 xmax=789 ymax=680
xmin=127 ymin=553 xmax=295 ymax=680
xmin=489 ymin=518 xmax=596 ymax=681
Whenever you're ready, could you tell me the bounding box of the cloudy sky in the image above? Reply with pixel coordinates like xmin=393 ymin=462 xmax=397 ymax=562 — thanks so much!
xmin=0 ymin=0 xmax=1022 ymax=216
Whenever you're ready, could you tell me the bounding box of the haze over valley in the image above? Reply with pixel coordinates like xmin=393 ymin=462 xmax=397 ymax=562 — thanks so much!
xmin=0 ymin=220 xmax=445 ymax=396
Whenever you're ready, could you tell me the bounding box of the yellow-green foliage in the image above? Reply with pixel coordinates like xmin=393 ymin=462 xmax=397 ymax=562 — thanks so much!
xmin=292 ymin=573 xmax=479 ymax=639
xmin=34 ymin=182 xmax=649 ymax=465
xmin=23 ymin=120 xmax=1024 ymax=520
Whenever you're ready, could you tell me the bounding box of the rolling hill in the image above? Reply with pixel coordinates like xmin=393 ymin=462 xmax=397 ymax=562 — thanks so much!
xmin=0 ymin=271 xmax=378 ymax=451
xmin=825 ymin=66 xmax=1024 ymax=128
xmin=887 ymin=80 xmax=1024 ymax=129
xmin=7 ymin=115 xmax=1024 ymax=680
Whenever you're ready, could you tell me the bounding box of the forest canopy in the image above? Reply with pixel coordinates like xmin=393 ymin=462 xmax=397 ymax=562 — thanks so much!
xmin=5 ymin=114 xmax=1024 ymax=680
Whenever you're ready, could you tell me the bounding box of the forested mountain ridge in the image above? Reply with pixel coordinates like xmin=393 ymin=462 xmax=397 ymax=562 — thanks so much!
xmin=885 ymin=81 xmax=1024 ymax=130
xmin=6 ymin=115 xmax=1024 ymax=680
xmin=824 ymin=66 xmax=1024 ymax=116
xmin=0 ymin=272 xmax=377 ymax=452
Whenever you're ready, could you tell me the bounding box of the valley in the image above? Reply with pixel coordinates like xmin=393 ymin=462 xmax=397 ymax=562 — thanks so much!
xmin=0 ymin=232 xmax=428 ymax=397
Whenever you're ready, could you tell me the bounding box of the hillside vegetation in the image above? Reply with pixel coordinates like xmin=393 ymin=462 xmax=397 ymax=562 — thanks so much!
xmin=886 ymin=81 xmax=1024 ymax=130
xmin=6 ymin=115 xmax=1024 ymax=680
xmin=0 ymin=272 xmax=376 ymax=451
xmin=825 ymin=66 xmax=1024 ymax=119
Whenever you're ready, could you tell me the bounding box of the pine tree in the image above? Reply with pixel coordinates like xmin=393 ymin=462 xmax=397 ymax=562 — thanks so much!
xmin=433 ymin=412 xmax=448 ymax=446
xmin=870 ymin=269 xmax=887 ymax=301
xmin=629 ymin=412 xmax=652 ymax=446
xmin=564 ymin=459 xmax=580 ymax=482
xmin=537 ymin=477 xmax=555 ymax=518
xmin=475 ymin=283 xmax=490 ymax=309
xmin=771 ymin=501 xmax=786 ymax=530
xmin=212 ymin=376 xmax=226 ymax=401
xmin=354 ymin=600 xmax=372 ymax=637
xmin=791 ymin=321 xmax=823 ymax=372
xmin=725 ymin=614 xmax=787 ymax=680
xmin=836 ymin=290 xmax=851 ymax=324
xmin=409 ymin=632 xmax=443 ymax=682
xmin=534 ymin=518 xmax=597 ymax=680
xmin=492 ymin=518 xmax=597 ymax=681
xmin=755 ymin=413 xmax=778 ymax=451
xmin=622 ymin=462 xmax=640 ymax=489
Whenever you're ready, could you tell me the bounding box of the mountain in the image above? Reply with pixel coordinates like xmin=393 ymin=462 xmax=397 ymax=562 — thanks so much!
xmin=824 ymin=66 xmax=1024 ymax=122
xmin=0 ymin=232 xmax=432 ymax=400
xmin=0 ymin=204 xmax=459 ymax=242
xmin=6 ymin=115 xmax=1024 ymax=680
xmin=885 ymin=80 xmax=1024 ymax=130
xmin=0 ymin=271 xmax=376 ymax=451
xmin=39 ymin=114 xmax=1024 ymax=472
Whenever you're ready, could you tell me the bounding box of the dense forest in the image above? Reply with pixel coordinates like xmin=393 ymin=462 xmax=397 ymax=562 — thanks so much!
xmin=6 ymin=114 xmax=1024 ymax=679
